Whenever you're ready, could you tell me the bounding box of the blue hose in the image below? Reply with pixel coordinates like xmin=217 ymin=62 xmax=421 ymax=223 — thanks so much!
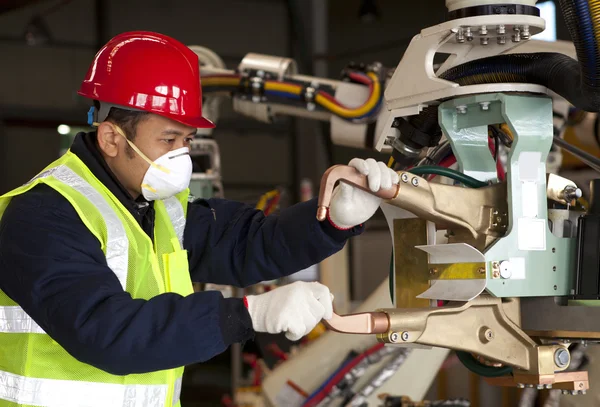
xmin=574 ymin=1 xmax=598 ymax=82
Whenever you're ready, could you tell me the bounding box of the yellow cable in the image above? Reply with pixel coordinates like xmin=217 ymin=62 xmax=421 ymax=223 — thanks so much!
xmin=589 ymin=1 xmax=600 ymax=48
xmin=256 ymin=190 xmax=279 ymax=211
xmin=264 ymin=82 xmax=303 ymax=94
xmin=387 ymin=156 xmax=395 ymax=168
xmin=314 ymin=72 xmax=380 ymax=118
xmin=499 ymin=124 xmax=514 ymax=140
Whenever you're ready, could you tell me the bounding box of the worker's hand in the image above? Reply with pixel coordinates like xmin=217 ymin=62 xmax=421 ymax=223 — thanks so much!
xmin=245 ymin=281 xmax=333 ymax=341
xmin=328 ymin=158 xmax=399 ymax=229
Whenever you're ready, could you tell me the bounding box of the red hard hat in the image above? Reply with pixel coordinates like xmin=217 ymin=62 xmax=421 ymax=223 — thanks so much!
xmin=78 ymin=31 xmax=215 ymax=129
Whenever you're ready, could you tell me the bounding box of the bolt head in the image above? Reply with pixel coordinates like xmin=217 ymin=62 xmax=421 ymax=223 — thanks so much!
xmin=390 ymin=332 xmax=399 ymax=342
xmin=497 ymin=36 xmax=506 ymax=45
xmin=401 ymin=173 xmax=409 ymax=183
xmin=456 ymin=105 xmax=467 ymax=114
xmin=480 ymin=37 xmax=489 ymax=45
xmin=480 ymin=102 xmax=490 ymax=111
xmin=411 ymin=177 xmax=419 ymax=187
xmin=554 ymin=348 xmax=570 ymax=368
xmin=478 ymin=267 xmax=485 ymax=274
xmin=429 ymin=268 xmax=438 ymax=275
xmin=517 ymin=383 xmax=525 ymax=389
xmin=545 ymin=384 xmax=553 ymax=389
xmin=562 ymin=390 xmax=569 ymax=395
xmin=401 ymin=331 xmax=409 ymax=341
xmin=497 ymin=25 xmax=506 ymax=35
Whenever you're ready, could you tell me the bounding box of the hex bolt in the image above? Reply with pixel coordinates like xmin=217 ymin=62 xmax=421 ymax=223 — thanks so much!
xmin=554 ymin=348 xmax=570 ymax=368
xmin=497 ymin=36 xmax=506 ymax=45
xmin=456 ymin=29 xmax=465 ymax=43
xmin=522 ymin=25 xmax=531 ymax=39
xmin=411 ymin=177 xmax=419 ymax=187
xmin=465 ymin=27 xmax=473 ymax=41
xmin=456 ymin=105 xmax=467 ymax=114
xmin=401 ymin=331 xmax=409 ymax=341
xmin=401 ymin=173 xmax=409 ymax=183
xmin=536 ymin=385 xmax=544 ymax=390
xmin=480 ymin=102 xmax=490 ymax=111
xmin=480 ymin=37 xmax=489 ymax=45
xmin=480 ymin=25 xmax=488 ymax=35
xmin=562 ymin=390 xmax=569 ymax=395
xmin=482 ymin=328 xmax=495 ymax=342
xmin=545 ymin=384 xmax=553 ymax=389
xmin=497 ymin=24 xmax=506 ymax=35
xmin=580 ymin=390 xmax=587 ymax=395
xmin=512 ymin=32 xmax=521 ymax=43
xmin=390 ymin=332 xmax=399 ymax=343
xmin=517 ymin=383 xmax=525 ymax=389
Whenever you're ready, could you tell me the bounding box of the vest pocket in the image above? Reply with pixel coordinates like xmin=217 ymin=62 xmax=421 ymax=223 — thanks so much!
xmin=163 ymin=250 xmax=194 ymax=296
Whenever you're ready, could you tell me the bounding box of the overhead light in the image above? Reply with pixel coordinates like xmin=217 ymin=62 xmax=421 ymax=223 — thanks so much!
xmin=23 ymin=15 xmax=52 ymax=46
xmin=57 ymin=124 xmax=71 ymax=135
xmin=358 ymin=0 xmax=379 ymax=23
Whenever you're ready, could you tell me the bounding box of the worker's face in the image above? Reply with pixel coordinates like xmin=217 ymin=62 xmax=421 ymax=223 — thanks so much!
xmin=97 ymin=114 xmax=196 ymax=199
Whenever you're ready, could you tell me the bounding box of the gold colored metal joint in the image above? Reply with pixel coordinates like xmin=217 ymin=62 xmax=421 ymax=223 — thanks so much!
xmin=323 ymin=311 xmax=390 ymax=335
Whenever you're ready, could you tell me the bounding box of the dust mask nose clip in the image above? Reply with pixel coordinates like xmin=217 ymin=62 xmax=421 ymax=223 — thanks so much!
xmin=112 ymin=124 xmax=192 ymax=201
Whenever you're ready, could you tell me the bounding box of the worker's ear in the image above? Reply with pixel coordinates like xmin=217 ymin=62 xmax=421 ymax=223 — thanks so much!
xmin=96 ymin=122 xmax=121 ymax=158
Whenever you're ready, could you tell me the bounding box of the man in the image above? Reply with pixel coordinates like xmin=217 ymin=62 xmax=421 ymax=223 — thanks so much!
xmin=0 ymin=31 xmax=398 ymax=406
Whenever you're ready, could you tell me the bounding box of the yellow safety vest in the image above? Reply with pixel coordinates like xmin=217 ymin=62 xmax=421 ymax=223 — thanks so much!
xmin=0 ymin=150 xmax=195 ymax=407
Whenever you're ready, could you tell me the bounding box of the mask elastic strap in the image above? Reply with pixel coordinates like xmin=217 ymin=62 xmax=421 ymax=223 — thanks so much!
xmin=93 ymin=121 xmax=171 ymax=175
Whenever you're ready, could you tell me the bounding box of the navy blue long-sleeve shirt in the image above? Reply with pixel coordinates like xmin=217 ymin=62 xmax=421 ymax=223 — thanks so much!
xmin=0 ymin=132 xmax=363 ymax=375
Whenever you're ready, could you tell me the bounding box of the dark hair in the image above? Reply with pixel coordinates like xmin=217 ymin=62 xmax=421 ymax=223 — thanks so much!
xmin=94 ymin=100 xmax=150 ymax=141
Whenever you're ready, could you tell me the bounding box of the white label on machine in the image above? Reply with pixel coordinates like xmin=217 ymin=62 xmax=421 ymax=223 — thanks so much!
xmin=518 ymin=151 xmax=542 ymax=218
xmin=521 ymin=182 xmax=539 ymax=218
xmin=518 ymin=152 xmax=541 ymax=181
xmin=518 ymin=218 xmax=546 ymax=251
xmin=507 ymin=257 xmax=526 ymax=280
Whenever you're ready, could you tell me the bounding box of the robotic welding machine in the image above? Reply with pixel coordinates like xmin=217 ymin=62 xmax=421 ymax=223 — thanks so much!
xmin=194 ymin=0 xmax=600 ymax=400
xmin=317 ymin=0 xmax=600 ymax=395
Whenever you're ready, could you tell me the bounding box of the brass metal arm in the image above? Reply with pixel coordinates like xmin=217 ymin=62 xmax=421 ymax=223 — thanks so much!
xmin=317 ymin=165 xmax=507 ymax=239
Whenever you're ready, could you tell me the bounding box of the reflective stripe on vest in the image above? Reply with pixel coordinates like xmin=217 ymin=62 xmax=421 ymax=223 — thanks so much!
xmin=0 ymin=165 xmax=185 ymax=335
xmin=163 ymin=197 xmax=185 ymax=248
xmin=0 ymin=369 xmax=182 ymax=407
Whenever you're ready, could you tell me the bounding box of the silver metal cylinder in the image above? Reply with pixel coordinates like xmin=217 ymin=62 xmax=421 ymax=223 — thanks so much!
xmin=238 ymin=53 xmax=298 ymax=81
xmin=446 ymin=0 xmax=536 ymax=12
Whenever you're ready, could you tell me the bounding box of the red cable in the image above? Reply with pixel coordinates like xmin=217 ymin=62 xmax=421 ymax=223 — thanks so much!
xmin=488 ymin=136 xmax=506 ymax=182
xmin=302 ymin=343 xmax=384 ymax=407
xmin=263 ymin=193 xmax=281 ymax=216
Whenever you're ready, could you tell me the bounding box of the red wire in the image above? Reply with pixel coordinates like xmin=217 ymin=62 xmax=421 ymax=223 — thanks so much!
xmin=263 ymin=193 xmax=281 ymax=216
xmin=302 ymin=343 xmax=384 ymax=407
xmin=488 ymin=136 xmax=506 ymax=182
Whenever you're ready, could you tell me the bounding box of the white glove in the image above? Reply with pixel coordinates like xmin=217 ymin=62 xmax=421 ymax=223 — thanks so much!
xmin=328 ymin=158 xmax=400 ymax=229
xmin=245 ymin=281 xmax=333 ymax=341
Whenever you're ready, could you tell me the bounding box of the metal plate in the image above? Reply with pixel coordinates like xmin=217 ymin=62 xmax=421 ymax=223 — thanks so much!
xmin=393 ymin=218 xmax=431 ymax=308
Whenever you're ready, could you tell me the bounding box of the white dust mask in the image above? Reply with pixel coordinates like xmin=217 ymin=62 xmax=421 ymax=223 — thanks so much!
xmin=113 ymin=125 xmax=192 ymax=201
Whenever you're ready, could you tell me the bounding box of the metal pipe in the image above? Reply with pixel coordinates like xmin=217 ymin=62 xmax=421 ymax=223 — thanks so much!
xmin=553 ymin=136 xmax=600 ymax=173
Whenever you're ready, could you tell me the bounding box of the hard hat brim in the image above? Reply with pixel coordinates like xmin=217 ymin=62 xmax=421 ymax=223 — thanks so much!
xmin=174 ymin=115 xmax=216 ymax=129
